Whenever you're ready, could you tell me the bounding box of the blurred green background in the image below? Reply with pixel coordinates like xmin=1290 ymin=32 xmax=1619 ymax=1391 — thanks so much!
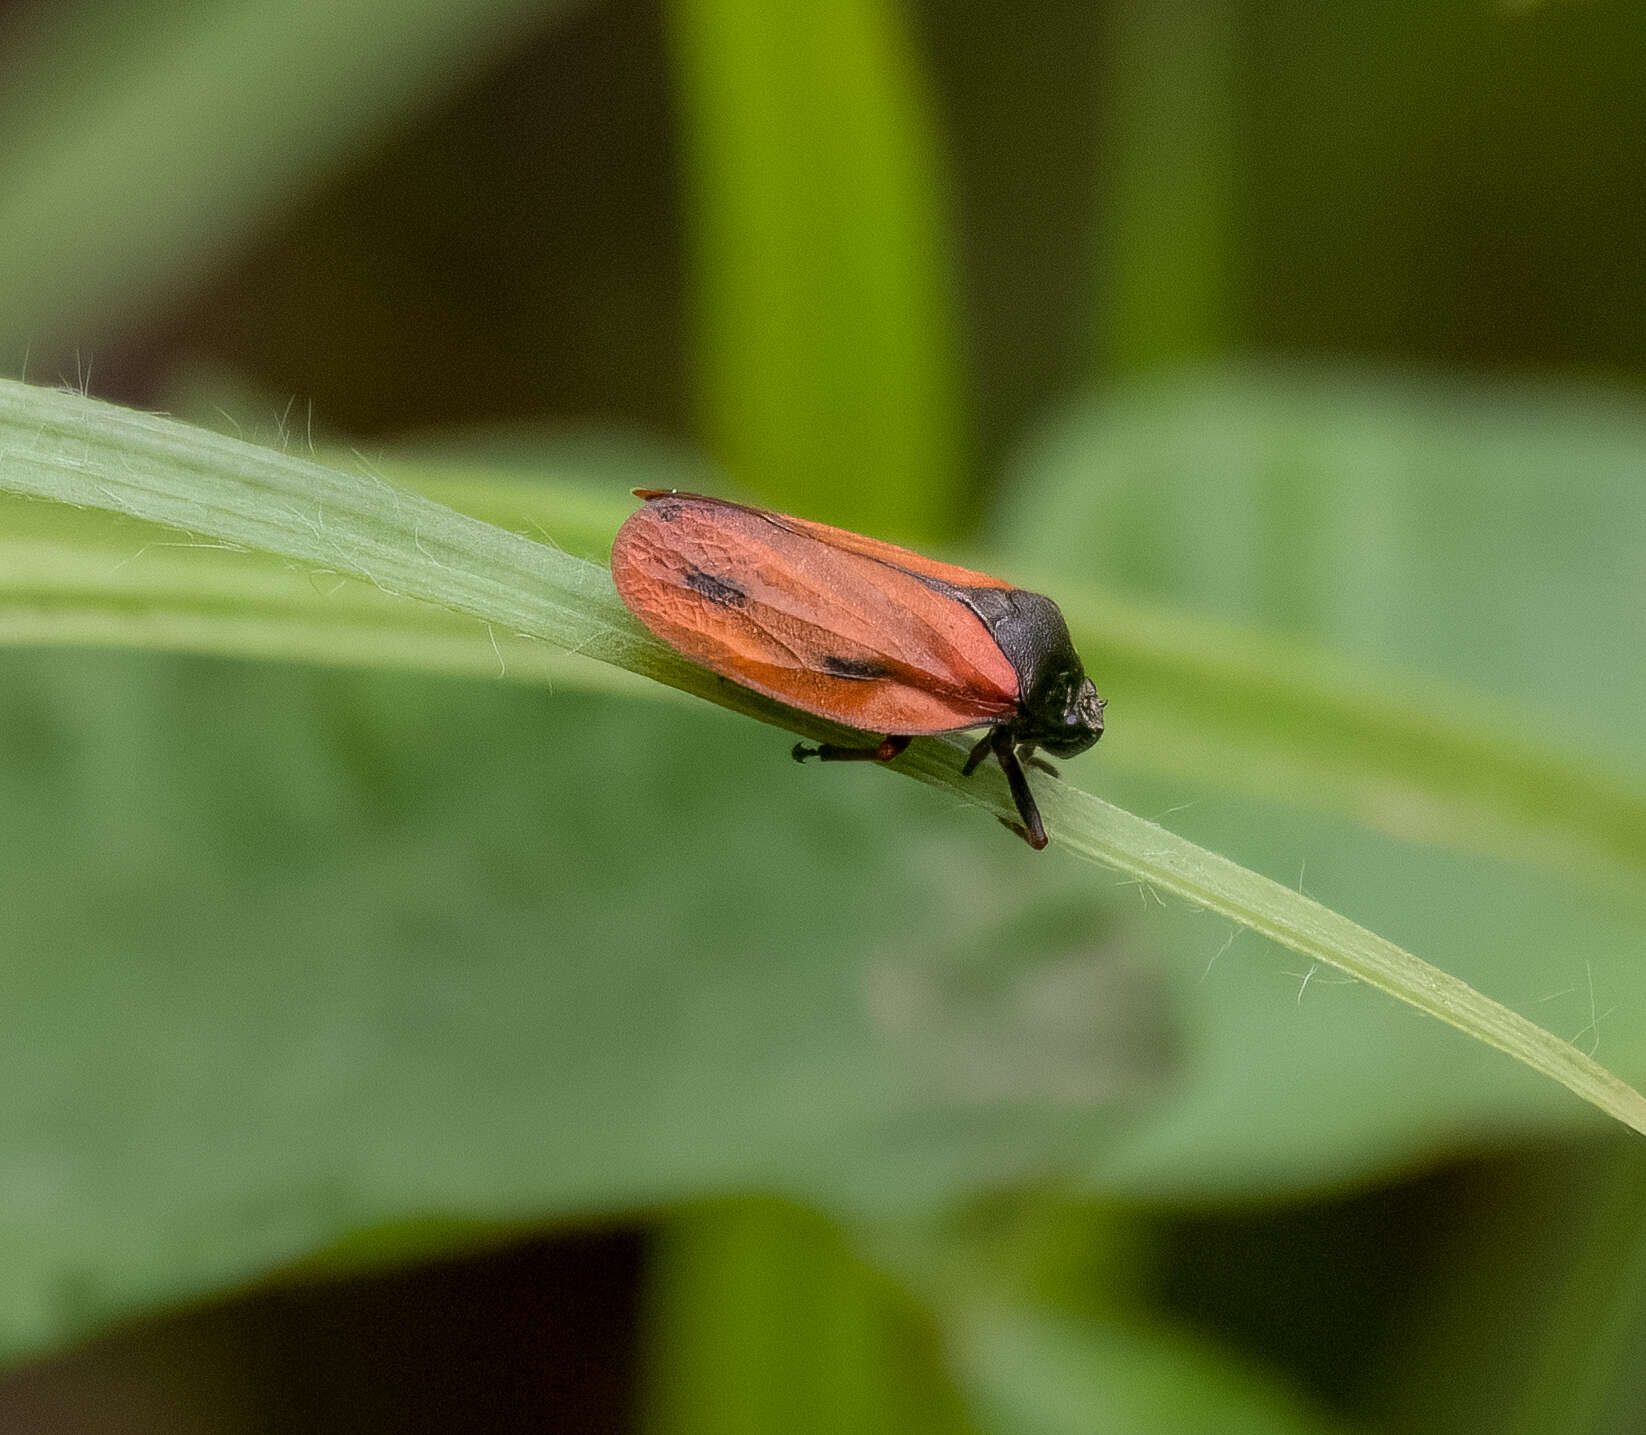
xmin=3 ymin=0 xmax=1646 ymax=1430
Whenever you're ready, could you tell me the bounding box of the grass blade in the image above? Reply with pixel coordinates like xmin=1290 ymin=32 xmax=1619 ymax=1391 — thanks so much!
xmin=1096 ymin=0 xmax=1238 ymax=374
xmin=664 ymin=0 xmax=966 ymax=541
xmin=2 ymin=377 xmax=1644 ymax=1137
xmin=13 ymin=452 xmax=1645 ymax=906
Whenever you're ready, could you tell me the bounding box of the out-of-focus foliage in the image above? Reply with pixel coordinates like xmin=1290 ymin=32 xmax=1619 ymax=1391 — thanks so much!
xmin=3 ymin=0 xmax=1646 ymax=1431
xmin=0 ymin=643 xmax=1171 ymax=1359
xmin=0 ymin=0 xmax=580 ymax=353
xmin=665 ymin=0 xmax=968 ymax=542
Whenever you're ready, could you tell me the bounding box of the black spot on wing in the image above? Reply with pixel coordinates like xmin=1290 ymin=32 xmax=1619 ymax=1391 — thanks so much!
xmin=683 ymin=565 xmax=748 ymax=608
xmin=821 ymin=655 xmax=893 ymax=680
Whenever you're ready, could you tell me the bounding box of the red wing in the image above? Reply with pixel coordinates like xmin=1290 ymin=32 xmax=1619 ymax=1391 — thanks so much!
xmin=631 ymin=490 xmax=1014 ymax=591
xmin=613 ymin=493 xmax=1020 ymax=735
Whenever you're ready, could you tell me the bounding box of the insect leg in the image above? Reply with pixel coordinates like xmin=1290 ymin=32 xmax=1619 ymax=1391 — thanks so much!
xmin=792 ymin=735 xmax=912 ymax=764
xmin=961 ymin=730 xmax=995 ymax=777
xmin=1019 ymin=745 xmax=1060 ymax=780
xmin=992 ymin=729 xmax=1049 ymax=849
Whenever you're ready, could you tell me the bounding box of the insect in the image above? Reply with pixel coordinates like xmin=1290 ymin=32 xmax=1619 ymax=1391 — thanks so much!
xmin=610 ymin=490 xmax=1105 ymax=849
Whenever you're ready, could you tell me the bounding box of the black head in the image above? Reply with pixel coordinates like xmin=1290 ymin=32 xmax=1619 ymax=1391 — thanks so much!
xmin=1021 ymin=666 xmax=1106 ymax=756
xmin=952 ymin=587 xmax=1106 ymax=757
